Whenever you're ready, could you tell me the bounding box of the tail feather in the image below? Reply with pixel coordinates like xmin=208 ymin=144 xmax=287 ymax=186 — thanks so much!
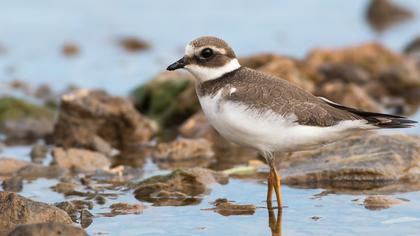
xmin=319 ymin=97 xmax=417 ymax=129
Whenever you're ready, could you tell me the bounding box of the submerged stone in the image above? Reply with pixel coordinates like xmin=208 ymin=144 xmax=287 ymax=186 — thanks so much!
xmin=203 ymin=198 xmax=256 ymax=216
xmin=134 ymin=168 xmax=228 ymax=206
xmin=98 ymin=202 xmax=144 ymax=217
xmin=363 ymin=195 xmax=408 ymax=210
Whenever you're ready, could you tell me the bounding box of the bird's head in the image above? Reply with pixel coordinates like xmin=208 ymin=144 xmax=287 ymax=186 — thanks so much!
xmin=167 ymin=36 xmax=241 ymax=82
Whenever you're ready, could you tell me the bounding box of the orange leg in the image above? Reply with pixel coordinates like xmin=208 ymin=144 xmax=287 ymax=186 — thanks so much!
xmin=267 ymin=170 xmax=274 ymax=208
xmin=271 ymin=167 xmax=283 ymax=209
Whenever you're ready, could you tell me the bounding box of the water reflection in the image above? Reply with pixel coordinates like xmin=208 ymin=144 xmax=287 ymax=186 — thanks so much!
xmin=268 ymin=208 xmax=282 ymax=236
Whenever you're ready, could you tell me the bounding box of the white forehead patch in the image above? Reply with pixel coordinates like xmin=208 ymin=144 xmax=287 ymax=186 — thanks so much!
xmin=185 ymin=58 xmax=241 ymax=82
xmin=185 ymin=44 xmax=194 ymax=57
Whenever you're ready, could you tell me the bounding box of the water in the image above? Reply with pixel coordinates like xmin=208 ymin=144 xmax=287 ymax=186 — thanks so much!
xmin=1 ymin=0 xmax=420 ymax=235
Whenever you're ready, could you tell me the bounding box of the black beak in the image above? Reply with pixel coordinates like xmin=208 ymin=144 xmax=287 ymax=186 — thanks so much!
xmin=167 ymin=57 xmax=186 ymax=71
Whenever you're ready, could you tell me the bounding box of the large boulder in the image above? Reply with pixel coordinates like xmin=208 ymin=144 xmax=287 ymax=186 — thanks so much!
xmin=134 ymin=168 xmax=228 ymax=206
xmin=279 ymin=132 xmax=420 ymax=192
xmin=0 ymin=192 xmax=73 ymax=231
xmin=53 ymin=89 xmax=157 ymax=152
xmin=130 ymin=71 xmax=200 ymax=127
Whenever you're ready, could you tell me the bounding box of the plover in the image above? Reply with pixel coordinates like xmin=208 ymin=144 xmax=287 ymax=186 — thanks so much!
xmin=167 ymin=36 xmax=417 ymax=208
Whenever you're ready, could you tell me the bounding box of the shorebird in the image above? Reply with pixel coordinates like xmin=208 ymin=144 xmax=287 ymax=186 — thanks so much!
xmin=167 ymin=36 xmax=417 ymax=208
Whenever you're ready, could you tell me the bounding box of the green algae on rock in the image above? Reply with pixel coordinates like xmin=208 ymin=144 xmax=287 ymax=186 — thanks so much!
xmin=0 ymin=96 xmax=54 ymax=143
xmin=131 ymin=71 xmax=200 ymax=127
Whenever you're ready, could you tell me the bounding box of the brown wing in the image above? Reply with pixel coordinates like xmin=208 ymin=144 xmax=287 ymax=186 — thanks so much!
xmin=225 ymin=67 xmax=362 ymax=127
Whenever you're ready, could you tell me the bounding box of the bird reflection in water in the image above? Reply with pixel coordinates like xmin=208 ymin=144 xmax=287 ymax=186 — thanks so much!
xmin=268 ymin=208 xmax=282 ymax=236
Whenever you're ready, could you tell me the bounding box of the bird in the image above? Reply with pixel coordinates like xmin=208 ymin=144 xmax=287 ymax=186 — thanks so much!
xmin=166 ymin=36 xmax=417 ymax=209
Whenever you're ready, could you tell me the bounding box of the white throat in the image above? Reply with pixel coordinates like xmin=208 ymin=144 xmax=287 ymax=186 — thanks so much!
xmin=185 ymin=59 xmax=241 ymax=82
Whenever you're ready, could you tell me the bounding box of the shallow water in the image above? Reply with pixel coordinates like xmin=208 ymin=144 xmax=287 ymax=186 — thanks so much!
xmin=1 ymin=0 xmax=420 ymax=235
xmin=2 ymin=145 xmax=420 ymax=236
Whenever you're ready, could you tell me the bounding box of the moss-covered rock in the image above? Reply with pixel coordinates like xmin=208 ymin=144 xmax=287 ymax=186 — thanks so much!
xmin=0 ymin=97 xmax=53 ymax=128
xmin=0 ymin=96 xmax=54 ymax=143
xmin=130 ymin=71 xmax=200 ymax=127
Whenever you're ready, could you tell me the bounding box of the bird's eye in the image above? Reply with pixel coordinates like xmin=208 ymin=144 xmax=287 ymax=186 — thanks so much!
xmin=200 ymin=48 xmax=213 ymax=58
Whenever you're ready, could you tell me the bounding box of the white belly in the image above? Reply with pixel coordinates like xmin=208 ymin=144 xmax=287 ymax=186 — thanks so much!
xmin=198 ymin=90 xmax=369 ymax=153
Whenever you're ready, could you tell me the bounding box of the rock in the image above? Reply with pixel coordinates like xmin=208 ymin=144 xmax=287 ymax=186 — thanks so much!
xmin=179 ymin=112 xmax=214 ymax=140
xmin=54 ymin=202 xmax=79 ymax=223
xmin=0 ymin=97 xmax=54 ymax=144
xmin=0 ymin=192 xmax=72 ymax=231
xmin=53 ymin=89 xmax=157 ymax=152
xmin=404 ymin=37 xmax=420 ymax=70
xmin=8 ymin=223 xmax=88 ymax=236
xmin=119 ymin=36 xmax=150 ymax=52
xmin=131 ymin=71 xmax=200 ymax=127
xmin=317 ymin=82 xmax=382 ymax=112
xmin=152 ymin=138 xmax=215 ymax=169
xmin=305 ymin=43 xmax=420 ymax=113
xmin=2 ymin=177 xmax=23 ymax=192
xmin=364 ymin=195 xmax=408 ymax=210
xmin=51 ymin=147 xmax=110 ymax=173
xmin=94 ymin=195 xmax=106 ymax=205
xmin=79 ymin=209 xmax=93 ymax=228
xmin=134 ymin=168 xmax=228 ymax=206
xmin=54 ymin=200 xmax=93 ymax=224
xmin=98 ymin=202 xmax=144 ymax=217
xmin=279 ymin=132 xmax=420 ymax=191
xmin=0 ymin=158 xmax=30 ymax=176
xmin=366 ymin=0 xmax=414 ymax=32
xmin=30 ymin=143 xmax=48 ymax=164
xmin=50 ymin=182 xmax=77 ymax=195
xmin=62 ymin=43 xmax=79 ymax=57
xmin=17 ymin=164 xmax=64 ymax=179
xmin=239 ymin=54 xmax=319 ymax=93
xmin=203 ymin=198 xmax=256 ymax=216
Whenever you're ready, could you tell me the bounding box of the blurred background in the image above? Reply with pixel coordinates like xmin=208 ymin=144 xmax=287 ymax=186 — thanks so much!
xmin=0 ymin=0 xmax=419 ymax=94
xmin=1 ymin=1 xmax=420 ymax=236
